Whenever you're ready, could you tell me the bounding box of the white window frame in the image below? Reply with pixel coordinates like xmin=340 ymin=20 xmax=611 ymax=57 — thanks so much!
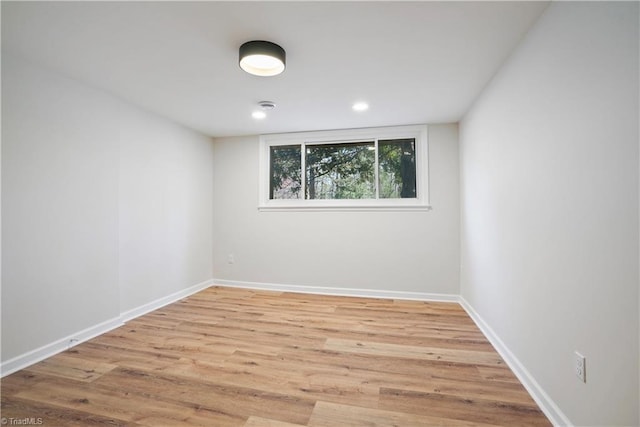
xmin=258 ymin=124 xmax=430 ymax=212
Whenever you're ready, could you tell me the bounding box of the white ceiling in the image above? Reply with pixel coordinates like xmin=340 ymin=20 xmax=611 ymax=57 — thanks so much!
xmin=2 ymin=1 xmax=549 ymax=137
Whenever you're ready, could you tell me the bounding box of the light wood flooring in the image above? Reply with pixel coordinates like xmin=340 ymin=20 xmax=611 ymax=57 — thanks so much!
xmin=1 ymin=286 xmax=551 ymax=426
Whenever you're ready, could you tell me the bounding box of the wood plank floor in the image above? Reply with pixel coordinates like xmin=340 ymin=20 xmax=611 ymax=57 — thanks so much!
xmin=1 ymin=286 xmax=551 ymax=426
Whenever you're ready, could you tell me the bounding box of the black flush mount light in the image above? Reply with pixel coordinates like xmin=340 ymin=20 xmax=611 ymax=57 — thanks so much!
xmin=239 ymin=40 xmax=286 ymax=76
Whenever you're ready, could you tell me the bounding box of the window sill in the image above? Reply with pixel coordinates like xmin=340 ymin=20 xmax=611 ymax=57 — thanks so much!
xmin=258 ymin=203 xmax=433 ymax=212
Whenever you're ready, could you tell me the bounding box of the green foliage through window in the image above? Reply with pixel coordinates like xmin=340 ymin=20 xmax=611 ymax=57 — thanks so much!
xmin=378 ymin=139 xmax=416 ymax=199
xmin=270 ymin=139 xmax=417 ymax=201
xmin=270 ymin=145 xmax=301 ymax=199
xmin=306 ymin=142 xmax=375 ymax=199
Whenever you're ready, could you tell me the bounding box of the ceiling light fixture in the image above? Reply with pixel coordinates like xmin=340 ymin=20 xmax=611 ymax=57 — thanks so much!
xmin=239 ymin=40 xmax=286 ymax=77
xmin=352 ymin=102 xmax=369 ymax=112
xmin=252 ymin=110 xmax=267 ymax=119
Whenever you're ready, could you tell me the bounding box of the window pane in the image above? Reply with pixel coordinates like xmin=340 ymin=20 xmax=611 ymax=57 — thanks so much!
xmin=270 ymin=145 xmax=302 ymax=199
xmin=378 ymin=138 xmax=416 ymax=199
xmin=306 ymin=142 xmax=375 ymax=199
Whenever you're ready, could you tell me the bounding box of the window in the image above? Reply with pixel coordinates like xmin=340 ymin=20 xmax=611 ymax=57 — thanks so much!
xmin=259 ymin=125 xmax=429 ymax=211
xmin=270 ymin=145 xmax=301 ymax=199
xmin=304 ymin=141 xmax=375 ymax=200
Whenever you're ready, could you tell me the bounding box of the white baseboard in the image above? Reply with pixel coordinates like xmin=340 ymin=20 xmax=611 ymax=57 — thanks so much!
xmin=120 ymin=278 xmax=214 ymax=323
xmin=458 ymin=297 xmax=572 ymax=427
xmin=213 ymin=278 xmax=459 ymax=302
xmin=0 ymin=316 xmax=124 ymax=377
xmin=1 ymin=278 xmax=215 ymax=378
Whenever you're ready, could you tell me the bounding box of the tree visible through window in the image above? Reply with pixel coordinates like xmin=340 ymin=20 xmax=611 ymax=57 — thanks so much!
xmin=306 ymin=142 xmax=375 ymax=199
xmin=270 ymin=145 xmax=301 ymax=199
xmin=378 ymin=139 xmax=416 ymax=199
xmin=270 ymin=139 xmax=417 ymax=201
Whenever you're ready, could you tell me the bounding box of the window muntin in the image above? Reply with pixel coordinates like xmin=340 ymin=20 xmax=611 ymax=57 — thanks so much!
xmin=260 ymin=125 xmax=429 ymax=211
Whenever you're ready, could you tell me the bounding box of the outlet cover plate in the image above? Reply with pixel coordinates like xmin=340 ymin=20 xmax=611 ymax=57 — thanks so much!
xmin=575 ymin=351 xmax=586 ymax=383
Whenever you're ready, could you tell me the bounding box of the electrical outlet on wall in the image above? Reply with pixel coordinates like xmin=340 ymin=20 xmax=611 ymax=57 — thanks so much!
xmin=575 ymin=351 xmax=586 ymax=383
xmin=228 ymin=253 xmax=235 ymax=264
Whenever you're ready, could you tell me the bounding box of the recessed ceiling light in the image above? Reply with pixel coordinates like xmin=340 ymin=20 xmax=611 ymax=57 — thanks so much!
xmin=252 ymin=111 xmax=267 ymax=120
xmin=352 ymin=102 xmax=369 ymax=112
xmin=239 ymin=41 xmax=286 ymax=77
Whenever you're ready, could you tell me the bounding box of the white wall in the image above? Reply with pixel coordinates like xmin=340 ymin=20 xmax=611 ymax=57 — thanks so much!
xmin=460 ymin=2 xmax=639 ymax=426
xmin=118 ymin=99 xmax=213 ymax=313
xmin=212 ymin=124 xmax=459 ymax=295
xmin=1 ymin=54 xmax=214 ymax=364
xmin=2 ymin=55 xmax=120 ymax=361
